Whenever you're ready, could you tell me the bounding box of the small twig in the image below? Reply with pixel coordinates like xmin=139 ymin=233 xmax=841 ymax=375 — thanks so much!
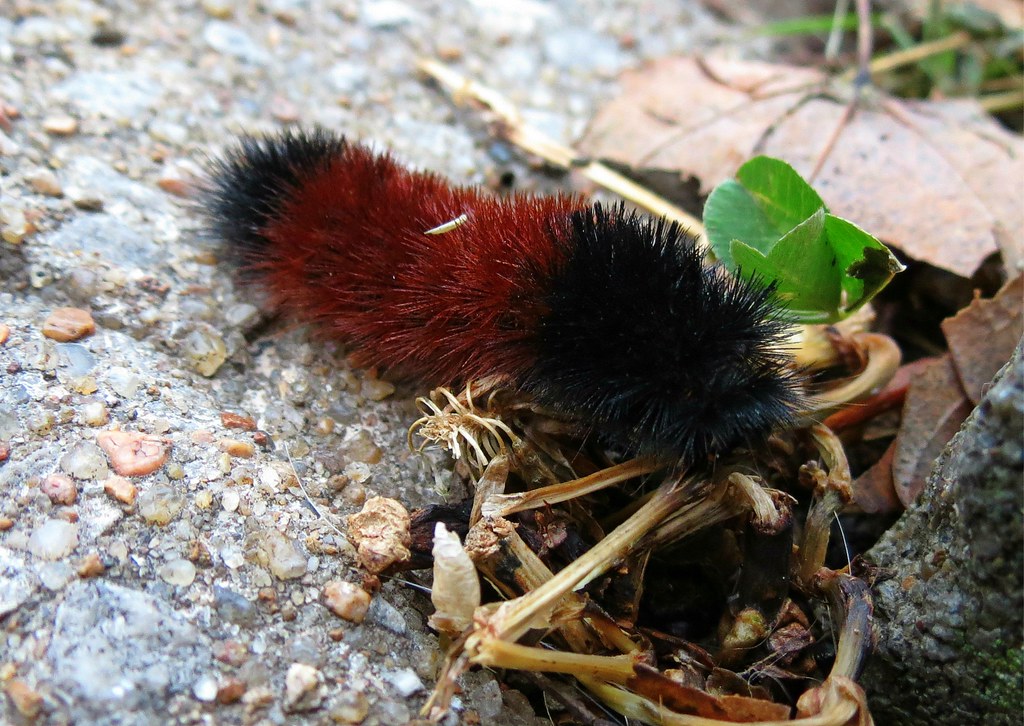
xmin=849 ymin=30 xmax=972 ymax=80
xmin=580 ymin=676 xmax=860 ymax=726
xmin=809 ymin=0 xmax=874 ymax=183
xmin=819 ymin=572 xmax=874 ymax=681
xmin=980 ymin=88 xmax=1024 ymax=113
xmin=809 ymin=333 xmax=902 ymax=418
xmin=729 ymin=472 xmax=785 ymax=530
xmin=643 ymin=477 xmax=748 ymax=550
xmin=796 ymin=424 xmax=854 ymax=588
xmin=417 ymin=58 xmax=702 ymax=233
xmin=824 ymin=0 xmax=852 ymax=62
xmin=465 ymin=515 xmax=603 ymax=653
xmin=822 ymin=380 xmax=907 ymax=432
xmin=469 ymin=453 xmax=510 ymax=526
xmin=472 ymin=475 xmax=696 ymax=647
xmin=474 ymin=640 xmax=644 ymax=683
xmin=484 ymin=458 xmax=661 ymax=517
xmin=854 ymin=0 xmax=873 ymax=87
xmin=282 ymin=443 xmax=346 ymax=538
xmin=808 ymin=96 xmax=859 ymax=183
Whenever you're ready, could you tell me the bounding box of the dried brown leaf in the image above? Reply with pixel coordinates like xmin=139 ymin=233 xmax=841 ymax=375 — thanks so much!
xmin=579 ymin=56 xmax=822 ymax=197
xmin=894 ymin=101 xmax=1024 ymax=272
xmin=767 ymin=621 xmax=815 ymax=664
xmin=941 ymin=273 xmax=1024 ymax=404
xmin=719 ymin=693 xmax=793 ymax=722
xmin=850 ymin=355 xmax=943 ymax=514
xmin=578 ymin=55 xmax=1022 ymax=277
xmin=851 ymin=440 xmax=900 ymax=515
xmin=626 ymin=664 xmax=731 ymax=719
xmin=759 ymin=97 xmax=1005 ymax=277
xmin=629 ymin=664 xmax=793 ymax=722
xmin=892 ymin=356 xmax=972 ymax=506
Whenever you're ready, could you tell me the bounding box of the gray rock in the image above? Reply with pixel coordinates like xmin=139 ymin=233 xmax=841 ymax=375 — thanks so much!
xmin=48 ymin=581 xmax=212 ymax=722
xmin=49 ymin=214 xmax=161 ymax=268
xmin=213 ymin=585 xmax=257 ymax=625
xmin=864 ymin=342 xmax=1024 ymax=723
xmin=203 ymin=21 xmax=270 ymax=65
xmin=544 ymin=27 xmax=626 ymax=73
xmin=59 ymin=440 xmax=110 ymax=480
xmin=0 ymin=554 xmax=39 ymax=617
xmin=52 ymin=71 xmax=164 ymax=121
xmin=56 ymin=342 xmax=96 ymax=378
xmin=361 ymin=0 xmax=421 ymax=29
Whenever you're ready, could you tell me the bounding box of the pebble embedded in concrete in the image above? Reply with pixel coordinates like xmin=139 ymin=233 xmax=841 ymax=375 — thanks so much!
xmin=41 ymin=473 xmax=78 ymax=505
xmin=260 ymin=529 xmax=308 ymax=580
xmin=137 ymin=485 xmax=184 ymax=525
xmin=28 ymin=519 xmax=79 ymax=560
xmin=284 ymin=662 xmax=324 ymax=712
xmin=59 ymin=440 xmax=110 ymax=480
xmin=181 ymin=325 xmax=228 ymax=377
xmin=385 ymin=667 xmax=424 ymax=697
xmin=192 ymin=674 xmax=218 ymax=702
xmin=158 ymin=558 xmax=196 ymax=586
xmin=323 ymin=580 xmax=371 ymax=623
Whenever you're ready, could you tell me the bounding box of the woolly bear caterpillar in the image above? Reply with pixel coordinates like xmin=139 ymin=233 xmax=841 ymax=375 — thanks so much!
xmin=203 ymin=128 xmax=800 ymax=467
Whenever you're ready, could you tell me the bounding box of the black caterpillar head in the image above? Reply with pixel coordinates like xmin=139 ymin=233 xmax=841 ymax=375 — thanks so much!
xmin=526 ymin=203 xmax=801 ymax=467
xmin=202 ymin=128 xmax=349 ymax=258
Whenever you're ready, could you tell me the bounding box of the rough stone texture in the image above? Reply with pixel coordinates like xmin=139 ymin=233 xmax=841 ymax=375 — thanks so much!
xmin=48 ymin=581 xmax=212 ymax=723
xmin=0 ymin=1 xmax=731 ymax=724
xmin=863 ymin=338 xmax=1024 ymax=724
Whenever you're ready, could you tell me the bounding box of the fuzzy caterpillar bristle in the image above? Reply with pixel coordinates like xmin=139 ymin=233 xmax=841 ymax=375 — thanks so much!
xmin=203 ymin=128 xmax=800 ymax=466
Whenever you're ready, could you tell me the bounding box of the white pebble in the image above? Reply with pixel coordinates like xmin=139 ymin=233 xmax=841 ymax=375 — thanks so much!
xmin=80 ymin=401 xmax=109 ymax=426
xmin=106 ymin=366 xmax=141 ymax=398
xmin=1 ymin=204 xmax=28 ymax=244
xmin=27 ymin=168 xmax=63 ymax=197
xmin=158 ymin=558 xmax=196 ymax=586
xmin=362 ymin=0 xmax=420 ymax=28
xmin=182 ymin=326 xmax=228 ymax=377
xmin=284 ymin=663 xmax=323 ymax=711
xmin=221 ymin=489 xmax=240 ymax=512
xmin=192 ymin=674 xmax=218 ymax=702
xmin=385 ymin=668 xmax=424 ymax=697
xmin=258 ymin=464 xmax=281 ymax=491
xmin=221 ymin=545 xmax=244 ymax=569
xmin=323 ymin=580 xmax=370 ymax=623
xmin=262 ymin=529 xmax=307 ymax=580
xmin=27 ymin=520 xmax=79 ymax=560
xmin=59 ymin=441 xmax=110 ymax=479
xmin=138 ymin=486 xmax=184 ymax=525
xmin=343 ymin=462 xmax=371 ymax=484
xmin=37 ymin=561 xmax=75 ymax=591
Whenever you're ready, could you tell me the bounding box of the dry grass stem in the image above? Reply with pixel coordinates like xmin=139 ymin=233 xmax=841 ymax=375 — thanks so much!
xmin=474 ymin=640 xmax=644 ymax=682
xmin=484 ymin=457 xmax=661 ymax=517
xmin=470 ymin=476 xmax=695 ymax=649
xmin=796 ymin=425 xmax=854 ymax=588
xmin=416 ymin=58 xmax=702 ymax=232
xmin=807 ymin=333 xmax=901 ymax=417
